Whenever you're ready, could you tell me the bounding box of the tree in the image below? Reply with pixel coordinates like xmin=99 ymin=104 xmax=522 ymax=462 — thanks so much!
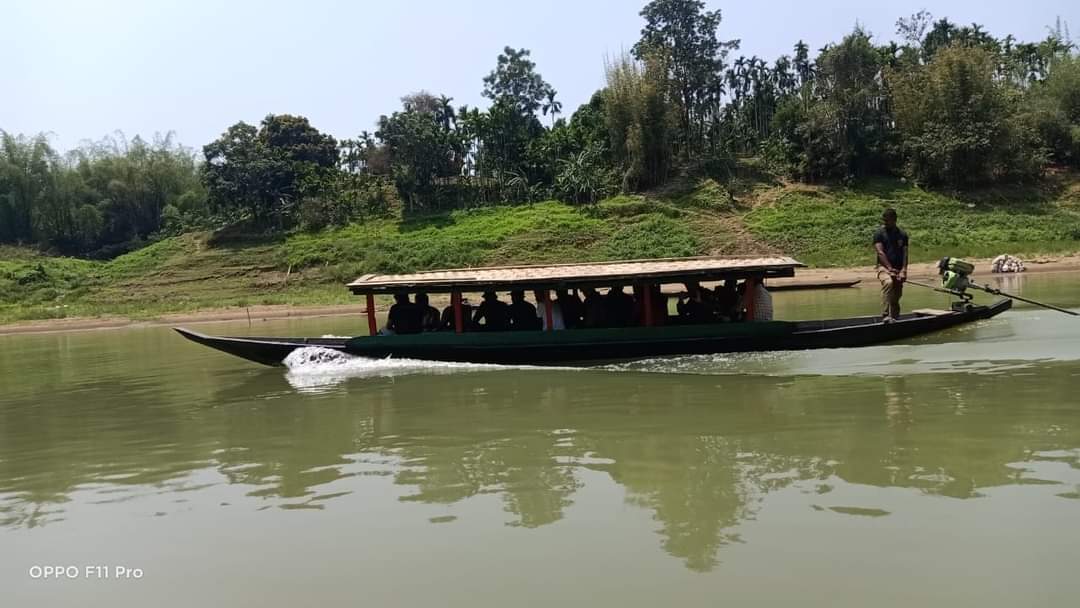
xmin=604 ymin=52 xmax=676 ymax=191
xmin=1024 ymin=54 xmax=1080 ymax=165
xmin=896 ymin=10 xmax=933 ymax=46
xmin=632 ymin=0 xmax=739 ymax=159
xmin=479 ymin=48 xmax=553 ymax=189
xmin=482 ymin=47 xmax=554 ymax=116
xmin=815 ymin=28 xmax=891 ymax=177
xmin=890 ymin=45 xmax=1044 ymax=186
xmin=376 ymin=95 xmax=458 ymax=210
xmin=0 ymin=132 xmax=57 ymax=244
xmin=542 ymin=88 xmax=562 ymax=127
xmin=202 ymin=114 xmax=338 ymax=224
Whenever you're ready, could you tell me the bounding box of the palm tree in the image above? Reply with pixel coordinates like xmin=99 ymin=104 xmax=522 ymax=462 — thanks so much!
xmin=541 ymin=87 xmax=562 ymax=128
xmin=436 ymin=95 xmax=456 ymax=131
xmin=794 ymin=41 xmax=812 ymax=89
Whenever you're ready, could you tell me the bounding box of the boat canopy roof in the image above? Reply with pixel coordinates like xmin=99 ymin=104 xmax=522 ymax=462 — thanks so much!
xmin=347 ymin=255 xmax=804 ymax=295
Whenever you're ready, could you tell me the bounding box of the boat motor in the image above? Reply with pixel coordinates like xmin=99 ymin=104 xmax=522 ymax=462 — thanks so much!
xmin=936 ymin=257 xmax=976 ymax=309
xmin=920 ymin=256 xmax=1077 ymax=316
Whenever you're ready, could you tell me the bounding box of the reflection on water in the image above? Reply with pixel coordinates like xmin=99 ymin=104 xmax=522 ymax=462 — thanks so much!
xmin=3 ymin=350 xmax=1080 ymax=565
xmin=1 ymin=273 xmax=1079 ymax=606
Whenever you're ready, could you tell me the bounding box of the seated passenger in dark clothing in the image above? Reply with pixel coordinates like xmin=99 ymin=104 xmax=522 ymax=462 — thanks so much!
xmin=677 ymin=284 xmax=713 ymax=324
xmin=558 ymin=289 xmax=584 ymax=329
xmin=605 ymin=284 xmax=636 ymax=327
xmin=415 ymin=293 xmax=441 ymax=332
xmin=714 ymin=279 xmax=739 ymax=321
xmin=582 ymin=287 xmax=608 ymax=328
xmin=473 ymin=291 xmax=512 ymax=331
xmin=439 ymin=299 xmax=474 ymax=331
xmin=508 ymin=290 xmax=540 ymax=330
xmin=676 ymin=281 xmax=697 ymax=319
xmin=386 ymin=293 xmax=423 ymax=335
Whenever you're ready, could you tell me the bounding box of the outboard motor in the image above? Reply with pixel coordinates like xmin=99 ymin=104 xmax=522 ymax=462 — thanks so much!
xmin=938 ymin=257 xmax=974 ymax=291
xmin=937 ymin=257 xmax=976 ymax=310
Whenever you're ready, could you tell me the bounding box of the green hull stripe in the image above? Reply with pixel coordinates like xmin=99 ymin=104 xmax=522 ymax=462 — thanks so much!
xmin=345 ymin=322 xmax=796 ymax=351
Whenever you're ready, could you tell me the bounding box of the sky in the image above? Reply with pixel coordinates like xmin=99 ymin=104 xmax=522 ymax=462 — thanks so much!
xmin=4 ymin=0 xmax=1076 ymax=153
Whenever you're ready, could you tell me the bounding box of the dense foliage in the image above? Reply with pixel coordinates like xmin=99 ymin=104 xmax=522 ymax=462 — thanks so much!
xmin=3 ymin=2 xmax=1078 ymax=258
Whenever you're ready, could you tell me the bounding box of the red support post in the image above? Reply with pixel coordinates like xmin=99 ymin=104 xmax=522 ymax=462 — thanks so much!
xmin=643 ymin=283 xmax=654 ymax=327
xmin=452 ymin=291 xmax=464 ymax=334
xmin=366 ymin=293 xmax=377 ymax=336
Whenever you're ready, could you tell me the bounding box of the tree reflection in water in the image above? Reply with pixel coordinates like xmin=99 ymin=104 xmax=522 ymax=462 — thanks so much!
xmin=2 ymin=359 xmax=1079 ymax=571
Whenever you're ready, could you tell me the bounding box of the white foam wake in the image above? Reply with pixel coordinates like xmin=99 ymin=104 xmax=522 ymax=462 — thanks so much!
xmin=282 ymin=346 xmax=570 ymax=391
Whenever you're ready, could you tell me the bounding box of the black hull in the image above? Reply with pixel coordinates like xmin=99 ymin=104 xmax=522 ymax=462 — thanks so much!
xmin=175 ymin=299 xmax=1011 ymax=367
xmin=767 ymin=279 xmax=861 ymax=291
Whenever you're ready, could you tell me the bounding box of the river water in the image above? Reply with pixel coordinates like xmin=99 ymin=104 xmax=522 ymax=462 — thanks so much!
xmin=2 ymin=273 xmax=1079 ymax=607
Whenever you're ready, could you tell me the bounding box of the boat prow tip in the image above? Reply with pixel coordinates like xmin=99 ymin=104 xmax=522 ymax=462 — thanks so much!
xmin=174 ymin=327 xmax=208 ymax=341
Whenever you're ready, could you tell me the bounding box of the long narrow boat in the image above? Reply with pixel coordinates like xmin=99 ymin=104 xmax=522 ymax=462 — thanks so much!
xmin=767 ymin=278 xmax=861 ymax=291
xmin=175 ymin=256 xmax=1012 ymax=367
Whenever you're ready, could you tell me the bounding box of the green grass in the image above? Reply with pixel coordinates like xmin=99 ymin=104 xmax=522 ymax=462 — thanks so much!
xmin=743 ymin=177 xmax=1080 ymax=266
xmin=2 ymin=172 xmax=1078 ymax=324
xmin=283 ymin=200 xmax=704 ymax=273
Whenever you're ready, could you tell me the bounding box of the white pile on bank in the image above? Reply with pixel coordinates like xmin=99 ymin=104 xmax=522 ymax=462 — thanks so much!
xmin=991 ymin=254 xmax=1025 ymax=273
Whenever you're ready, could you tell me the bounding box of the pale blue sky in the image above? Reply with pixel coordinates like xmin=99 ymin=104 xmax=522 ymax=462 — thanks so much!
xmin=4 ymin=0 xmax=1075 ymax=152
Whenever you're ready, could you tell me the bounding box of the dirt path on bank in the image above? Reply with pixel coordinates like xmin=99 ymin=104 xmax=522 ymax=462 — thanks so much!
xmin=3 ymin=254 xmax=1078 ymax=336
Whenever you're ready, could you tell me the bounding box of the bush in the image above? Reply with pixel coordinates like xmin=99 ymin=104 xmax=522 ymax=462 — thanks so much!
xmin=555 ymin=145 xmax=617 ymax=204
xmin=890 ymin=46 xmax=1045 ymax=186
xmin=767 ymin=98 xmax=847 ymax=182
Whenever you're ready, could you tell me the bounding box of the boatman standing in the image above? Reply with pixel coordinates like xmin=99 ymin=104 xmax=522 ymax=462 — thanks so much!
xmin=874 ymin=208 xmax=908 ymax=322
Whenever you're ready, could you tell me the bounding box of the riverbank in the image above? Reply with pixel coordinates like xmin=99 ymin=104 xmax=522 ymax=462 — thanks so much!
xmin=4 ymin=254 xmax=1078 ymax=336
xmin=3 ymin=173 xmax=1078 ymax=330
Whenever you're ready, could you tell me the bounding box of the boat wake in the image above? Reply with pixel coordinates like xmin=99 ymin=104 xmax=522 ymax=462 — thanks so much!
xmin=280 ymin=310 xmax=1078 ymax=387
xmin=282 ymin=347 xmax=576 ymax=391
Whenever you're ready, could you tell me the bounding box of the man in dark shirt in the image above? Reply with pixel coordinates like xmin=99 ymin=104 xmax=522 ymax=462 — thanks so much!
xmin=582 ymin=287 xmax=608 ymax=328
xmin=386 ymin=293 xmax=423 ymax=334
xmin=873 ymin=208 xmax=909 ymax=321
xmin=604 ymin=284 xmax=636 ymax=327
xmin=439 ymin=299 xmax=474 ymax=331
xmin=677 ymin=283 xmax=712 ymax=324
xmin=473 ymin=291 xmax=512 ymax=331
xmin=558 ymin=289 xmax=584 ymax=329
xmin=415 ymin=292 xmax=441 ymax=332
xmin=508 ymin=290 xmax=540 ymax=330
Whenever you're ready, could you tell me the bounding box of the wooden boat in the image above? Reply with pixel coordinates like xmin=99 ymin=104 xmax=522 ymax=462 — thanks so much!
xmin=175 ymin=256 xmax=1012 ymax=367
xmin=766 ymin=278 xmax=861 ymax=291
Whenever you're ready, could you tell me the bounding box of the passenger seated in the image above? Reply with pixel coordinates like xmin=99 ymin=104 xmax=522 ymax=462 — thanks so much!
xmin=558 ymin=289 xmax=584 ymax=329
xmin=385 ymin=293 xmax=423 ymax=335
xmin=415 ymin=292 xmax=441 ymax=332
xmin=509 ymin=290 xmax=540 ymax=330
xmin=650 ymin=284 xmax=668 ymax=326
xmin=582 ymin=287 xmax=608 ymax=328
xmin=604 ymin=284 xmax=636 ymax=327
xmin=439 ymin=298 xmax=474 ymax=331
xmin=676 ymin=281 xmax=697 ymax=319
xmin=714 ymin=279 xmax=739 ymax=321
xmin=677 ymin=284 xmax=712 ymax=324
xmin=749 ymin=281 xmax=774 ymax=321
xmin=473 ymin=291 xmax=512 ymax=331
xmin=533 ymin=290 xmax=565 ymax=330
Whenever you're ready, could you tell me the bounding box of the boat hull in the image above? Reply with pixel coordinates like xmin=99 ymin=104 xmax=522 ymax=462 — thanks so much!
xmin=175 ymin=299 xmax=1011 ymax=366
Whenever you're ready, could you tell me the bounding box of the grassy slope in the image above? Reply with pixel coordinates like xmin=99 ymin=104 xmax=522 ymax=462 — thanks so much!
xmin=744 ymin=175 xmax=1080 ymax=266
xmin=2 ymin=172 xmax=1078 ymax=323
